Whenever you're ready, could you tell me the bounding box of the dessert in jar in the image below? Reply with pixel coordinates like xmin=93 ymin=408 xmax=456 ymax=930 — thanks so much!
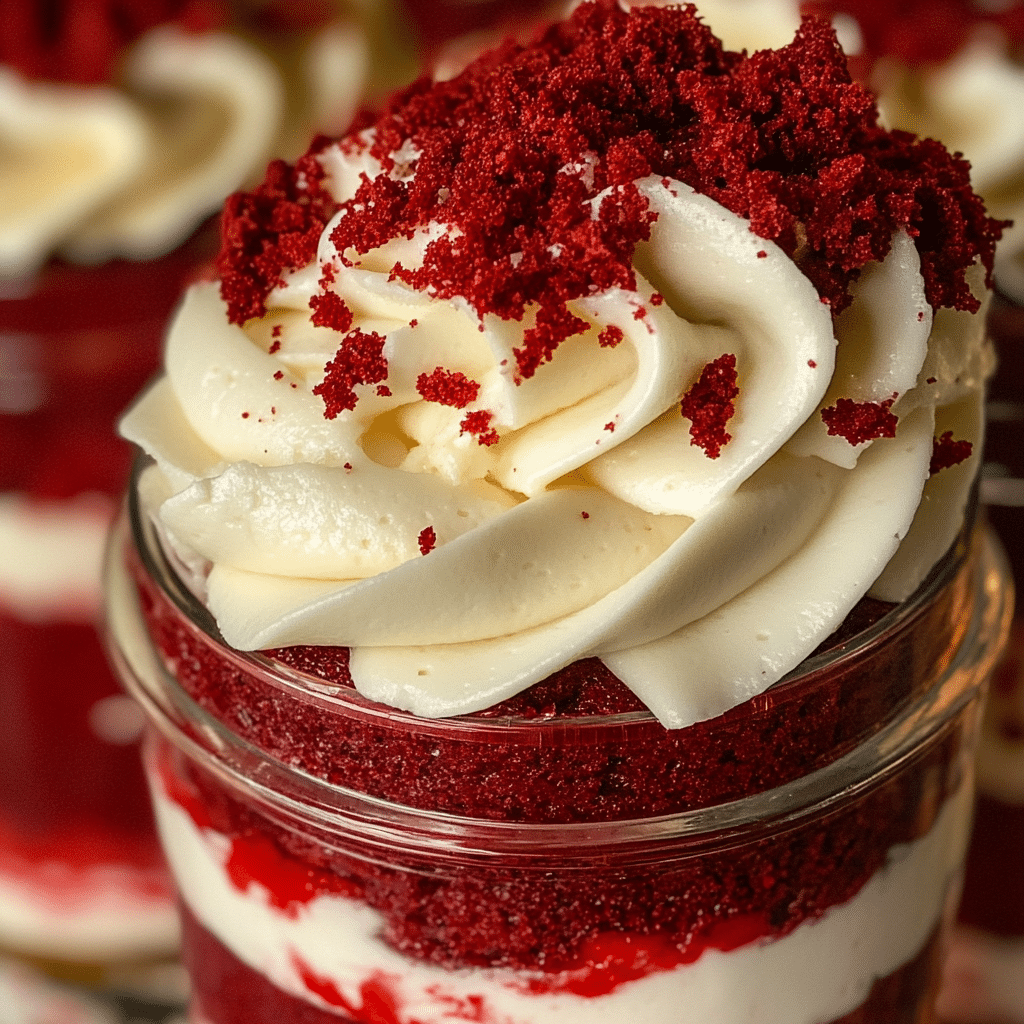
xmin=107 ymin=4 xmax=1012 ymax=1021
xmin=0 ymin=0 xmax=369 ymax=977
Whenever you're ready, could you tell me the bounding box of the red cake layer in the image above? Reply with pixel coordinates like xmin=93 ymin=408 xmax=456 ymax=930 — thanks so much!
xmin=0 ymin=614 xmax=162 ymax=871
xmin=0 ymin=226 xmax=217 ymax=498
xmin=156 ymin=670 xmax=966 ymax=976
xmin=132 ymin=525 xmax=974 ymax=823
xmin=178 ymin=855 xmax=946 ymax=1024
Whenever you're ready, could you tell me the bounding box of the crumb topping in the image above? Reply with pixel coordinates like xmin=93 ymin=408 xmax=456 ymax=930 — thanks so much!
xmin=217 ymin=2 xmax=1002 ymax=424
xmin=0 ymin=0 xmax=226 ymax=84
xmin=416 ymin=367 xmax=481 ymax=408
xmin=418 ymin=526 xmax=437 ymax=555
xmin=929 ymin=430 xmax=973 ymax=474
xmin=680 ymin=354 xmax=739 ymax=459
xmin=821 ymin=395 xmax=899 ymax=445
xmin=313 ymin=329 xmax=388 ymax=418
xmin=459 ymin=409 xmax=500 ymax=446
xmin=219 ymin=148 xmax=339 ymax=325
xmin=802 ymin=0 xmax=1024 ymax=70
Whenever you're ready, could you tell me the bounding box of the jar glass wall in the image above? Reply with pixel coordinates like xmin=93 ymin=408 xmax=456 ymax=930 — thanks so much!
xmin=107 ymin=464 xmax=1013 ymax=1024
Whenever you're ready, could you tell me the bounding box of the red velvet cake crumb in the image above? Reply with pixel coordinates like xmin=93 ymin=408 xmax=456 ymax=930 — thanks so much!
xmin=821 ymin=395 xmax=899 ymax=445
xmin=415 ymin=367 xmax=480 ymax=408
xmin=218 ymin=150 xmax=339 ymax=325
xmin=417 ymin=526 xmax=436 ymax=555
xmin=459 ymin=409 xmax=500 ymax=446
xmin=930 ymin=430 xmax=973 ymax=475
xmin=598 ymin=325 xmax=624 ymax=348
xmin=215 ymin=1 xmax=1003 ymax=414
xmin=680 ymin=353 xmax=739 ymax=459
xmin=313 ymin=330 xmax=389 ymax=417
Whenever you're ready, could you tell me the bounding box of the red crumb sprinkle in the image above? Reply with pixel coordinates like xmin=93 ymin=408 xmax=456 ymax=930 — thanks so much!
xmin=272 ymin=325 xmax=282 ymax=338
xmin=377 ymin=385 xmax=392 ymax=397
xmin=930 ymin=431 xmax=973 ymax=475
xmin=310 ymin=288 xmax=354 ymax=333
xmin=927 ymin=376 xmax=937 ymax=384
xmin=757 ymin=250 xmax=768 ymax=259
xmin=241 ymin=411 xmax=250 ymax=419
xmin=604 ymin=422 xmax=616 ymax=432
xmin=269 ymin=340 xmax=282 ymax=354
xmin=313 ymin=330 xmax=388 ymax=417
xmin=821 ymin=395 xmax=898 ymax=445
xmin=219 ymin=146 xmax=339 ymax=325
xmin=633 ymin=306 xmax=648 ymax=321
xmin=801 ymin=1 xmax=1024 ymax=71
xmin=344 ymin=463 xmax=353 ymax=471
xmin=0 ymin=0 xmax=227 ymax=84
xmin=581 ymin=511 xmax=590 ymax=519
xmin=418 ymin=526 xmax=437 ymax=555
xmin=598 ymin=326 xmax=624 ymax=348
xmin=221 ymin=2 xmax=1002 ymax=378
xmin=416 ymin=367 xmax=481 ymax=408
xmin=808 ymin=360 xmax=817 ymax=368
xmin=460 ymin=409 xmax=500 ymax=446
xmin=680 ymin=354 xmax=739 ymax=459
xmin=650 ymin=293 xmax=664 ymax=306
xmin=409 ymin=319 xmax=419 ymax=328
xmin=917 ymin=311 xmax=925 ymax=321
xmin=273 ymin=371 xmax=284 ymax=380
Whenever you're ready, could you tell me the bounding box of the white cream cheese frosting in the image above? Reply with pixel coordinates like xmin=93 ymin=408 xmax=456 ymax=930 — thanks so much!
xmin=123 ymin=130 xmax=990 ymax=726
xmin=0 ymin=18 xmax=369 ymax=278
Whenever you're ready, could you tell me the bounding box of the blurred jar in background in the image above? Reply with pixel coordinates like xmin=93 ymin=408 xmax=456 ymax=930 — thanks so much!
xmin=0 ymin=0 xmax=372 ymax=984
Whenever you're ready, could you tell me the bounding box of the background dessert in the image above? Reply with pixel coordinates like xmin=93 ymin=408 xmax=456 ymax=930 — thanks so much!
xmin=109 ymin=3 xmax=1011 ymax=1020
xmin=0 ymin=0 xmax=372 ymax=980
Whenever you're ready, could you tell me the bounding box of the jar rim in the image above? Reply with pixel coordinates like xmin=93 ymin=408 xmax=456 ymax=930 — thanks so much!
xmin=107 ymin=461 xmax=1012 ymax=862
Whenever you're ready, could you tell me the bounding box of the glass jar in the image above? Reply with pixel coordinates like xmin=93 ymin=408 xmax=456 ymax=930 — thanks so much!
xmin=0 ymin=232 xmax=214 ymax=980
xmin=106 ymin=462 xmax=1013 ymax=1024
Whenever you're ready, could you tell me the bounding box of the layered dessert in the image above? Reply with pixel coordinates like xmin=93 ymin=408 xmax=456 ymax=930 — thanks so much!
xmin=0 ymin=0 xmax=371 ymax=971
xmin=108 ymin=3 xmax=1011 ymax=1021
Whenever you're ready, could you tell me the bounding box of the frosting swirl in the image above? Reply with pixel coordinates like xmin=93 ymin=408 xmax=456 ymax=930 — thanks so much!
xmin=124 ymin=4 xmax=999 ymax=727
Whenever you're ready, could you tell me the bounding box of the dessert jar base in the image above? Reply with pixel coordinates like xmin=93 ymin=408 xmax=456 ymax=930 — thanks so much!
xmin=106 ymin=479 xmax=1013 ymax=1023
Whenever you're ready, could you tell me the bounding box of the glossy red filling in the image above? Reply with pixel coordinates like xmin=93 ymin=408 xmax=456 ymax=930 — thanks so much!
xmin=179 ymin=888 xmax=946 ymax=1024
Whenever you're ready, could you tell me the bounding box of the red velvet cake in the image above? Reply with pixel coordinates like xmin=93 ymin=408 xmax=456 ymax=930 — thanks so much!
xmin=107 ymin=3 xmax=1011 ymax=1021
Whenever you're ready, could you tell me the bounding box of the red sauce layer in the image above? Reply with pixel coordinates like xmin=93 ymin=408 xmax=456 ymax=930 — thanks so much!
xmin=179 ymin=863 xmax=947 ymax=1023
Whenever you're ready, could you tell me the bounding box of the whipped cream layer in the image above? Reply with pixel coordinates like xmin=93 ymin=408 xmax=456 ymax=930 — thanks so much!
xmin=125 ymin=151 xmax=989 ymax=725
xmin=0 ymin=20 xmax=368 ymax=278
xmin=153 ymin=769 xmax=971 ymax=1024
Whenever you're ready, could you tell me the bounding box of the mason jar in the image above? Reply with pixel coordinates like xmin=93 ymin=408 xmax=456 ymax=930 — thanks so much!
xmin=106 ymin=461 xmax=1012 ymax=1024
